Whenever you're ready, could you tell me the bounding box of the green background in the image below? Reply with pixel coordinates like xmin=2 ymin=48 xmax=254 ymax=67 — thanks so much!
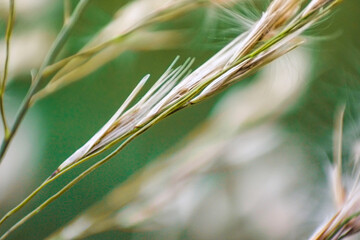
xmin=1 ymin=0 xmax=360 ymax=239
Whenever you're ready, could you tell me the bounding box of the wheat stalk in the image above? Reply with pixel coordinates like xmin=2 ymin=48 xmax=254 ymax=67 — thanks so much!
xmin=0 ymin=0 xmax=342 ymax=239
xmin=51 ymin=0 xmax=341 ymax=177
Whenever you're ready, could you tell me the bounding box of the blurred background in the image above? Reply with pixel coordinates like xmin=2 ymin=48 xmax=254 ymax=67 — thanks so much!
xmin=0 ymin=0 xmax=360 ymax=239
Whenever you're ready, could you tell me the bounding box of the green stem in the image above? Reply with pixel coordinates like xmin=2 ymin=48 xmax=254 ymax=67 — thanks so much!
xmin=0 ymin=0 xmax=90 ymax=165
xmin=0 ymin=0 xmax=15 ymax=139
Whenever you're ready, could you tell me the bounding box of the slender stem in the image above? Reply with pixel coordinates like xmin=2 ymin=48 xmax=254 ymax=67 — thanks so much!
xmin=0 ymin=0 xmax=15 ymax=139
xmin=0 ymin=181 xmax=48 ymax=226
xmin=0 ymin=137 xmax=108 ymax=227
xmin=0 ymin=0 xmax=90 ymax=165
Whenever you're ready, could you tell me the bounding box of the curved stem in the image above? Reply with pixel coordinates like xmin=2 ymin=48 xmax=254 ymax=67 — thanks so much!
xmin=0 ymin=0 xmax=15 ymax=139
xmin=0 ymin=0 xmax=90 ymax=165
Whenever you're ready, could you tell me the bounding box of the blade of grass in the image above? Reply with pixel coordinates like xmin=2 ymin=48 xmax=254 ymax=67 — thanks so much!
xmin=333 ymin=104 xmax=346 ymax=208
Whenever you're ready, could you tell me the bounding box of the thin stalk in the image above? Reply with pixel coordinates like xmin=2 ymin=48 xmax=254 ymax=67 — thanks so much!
xmin=0 ymin=0 xmax=15 ymax=139
xmin=0 ymin=0 xmax=90 ymax=165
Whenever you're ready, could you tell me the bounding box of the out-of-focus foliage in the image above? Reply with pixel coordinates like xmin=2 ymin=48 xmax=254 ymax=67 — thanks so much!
xmin=0 ymin=0 xmax=359 ymax=239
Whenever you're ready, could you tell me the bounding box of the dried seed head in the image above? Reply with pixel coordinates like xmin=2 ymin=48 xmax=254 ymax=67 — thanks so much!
xmin=51 ymin=0 xmax=341 ymax=180
xmin=48 ymin=47 xmax=311 ymax=240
